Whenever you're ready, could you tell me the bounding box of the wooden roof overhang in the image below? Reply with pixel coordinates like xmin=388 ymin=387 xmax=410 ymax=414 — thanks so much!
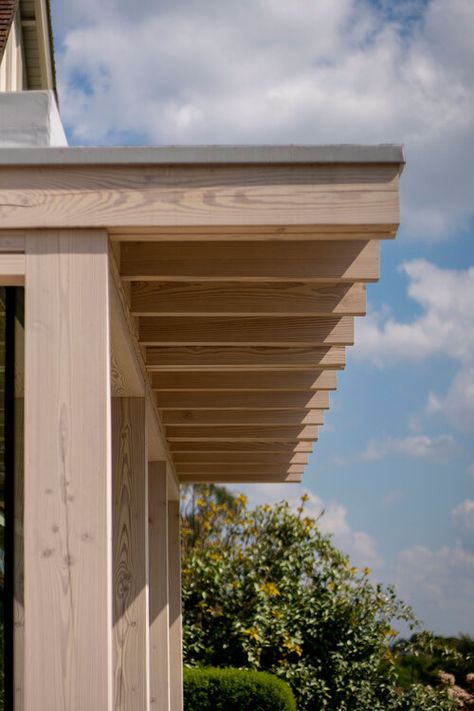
xmin=0 ymin=145 xmax=404 ymax=486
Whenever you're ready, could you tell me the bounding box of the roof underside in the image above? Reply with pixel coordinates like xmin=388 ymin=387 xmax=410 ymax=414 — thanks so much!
xmin=0 ymin=144 xmax=403 ymax=484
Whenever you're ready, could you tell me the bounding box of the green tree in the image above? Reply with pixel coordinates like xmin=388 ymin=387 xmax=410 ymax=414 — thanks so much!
xmin=181 ymin=486 xmax=455 ymax=710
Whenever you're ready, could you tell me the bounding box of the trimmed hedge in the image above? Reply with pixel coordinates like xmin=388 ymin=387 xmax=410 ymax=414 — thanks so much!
xmin=183 ymin=666 xmax=297 ymax=711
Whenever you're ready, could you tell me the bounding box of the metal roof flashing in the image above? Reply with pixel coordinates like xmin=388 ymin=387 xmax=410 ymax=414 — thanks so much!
xmin=0 ymin=144 xmax=405 ymax=167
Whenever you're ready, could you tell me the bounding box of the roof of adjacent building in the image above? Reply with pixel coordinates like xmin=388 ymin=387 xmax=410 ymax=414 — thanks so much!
xmin=0 ymin=0 xmax=19 ymax=61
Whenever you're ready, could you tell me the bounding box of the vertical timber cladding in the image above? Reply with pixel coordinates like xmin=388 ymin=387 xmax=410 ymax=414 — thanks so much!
xmin=112 ymin=397 xmax=148 ymax=711
xmin=148 ymin=461 xmax=171 ymax=710
xmin=24 ymin=230 xmax=113 ymax=711
xmin=168 ymin=500 xmax=183 ymax=711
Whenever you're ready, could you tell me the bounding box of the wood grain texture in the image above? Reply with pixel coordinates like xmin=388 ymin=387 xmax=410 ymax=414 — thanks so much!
xmin=176 ymin=463 xmax=304 ymax=475
xmin=148 ymin=462 xmax=171 ymax=710
xmin=166 ymin=425 xmax=318 ymax=441
xmin=161 ymin=409 xmax=324 ymax=426
xmin=0 ymin=163 xmax=400 ymax=228
xmin=169 ymin=440 xmax=313 ymax=453
xmin=131 ymin=281 xmax=366 ymax=316
xmin=151 ymin=370 xmax=336 ymax=391
xmin=0 ymin=231 xmax=25 ymax=251
xmin=156 ymin=390 xmax=329 ymax=410
xmin=168 ymin=500 xmax=184 ymax=711
xmin=0 ymin=252 xmax=25 ymax=285
xmin=172 ymin=452 xmax=309 ymax=464
xmin=140 ymin=315 xmax=354 ymax=346
xmin=112 ymin=227 xmax=395 ymax=241
xmin=146 ymin=346 xmax=346 ymax=370
xmin=112 ymin=398 xmax=148 ymax=711
xmin=108 ymin=247 xmax=180 ymax=500
xmin=178 ymin=472 xmax=302 ymax=483
xmin=121 ymin=240 xmax=379 ymax=282
xmin=24 ymin=230 xmax=113 ymax=711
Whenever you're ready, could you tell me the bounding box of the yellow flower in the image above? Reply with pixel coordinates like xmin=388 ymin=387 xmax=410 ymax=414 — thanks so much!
xmin=209 ymin=552 xmax=222 ymax=562
xmin=272 ymin=610 xmax=284 ymax=619
xmin=350 ymin=566 xmax=358 ymax=575
xmin=363 ymin=567 xmax=372 ymax=576
xmin=303 ymin=517 xmax=315 ymax=529
xmin=283 ymin=639 xmax=303 ymax=656
xmin=301 ymin=493 xmax=309 ymax=503
xmin=232 ymin=580 xmax=241 ymax=589
xmin=260 ymin=582 xmax=281 ymax=597
xmin=196 ymin=498 xmax=206 ymax=507
xmin=203 ymin=521 xmax=211 ymax=533
xmin=236 ymin=494 xmax=248 ymax=506
xmin=243 ymin=626 xmax=261 ymax=642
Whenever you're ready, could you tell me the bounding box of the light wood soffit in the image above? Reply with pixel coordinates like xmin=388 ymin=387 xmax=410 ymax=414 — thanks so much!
xmin=161 ymin=409 xmax=325 ymax=426
xmin=130 ymin=282 xmax=366 ymax=317
xmin=151 ymin=370 xmax=337 ymax=391
xmin=120 ymin=240 xmax=379 ymax=282
xmin=155 ymin=390 xmax=330 ymax=410
xmin=139 ymin=316 xmax=354 ymax=347
xmin=145 ymin=346 xmax=346 ymax=371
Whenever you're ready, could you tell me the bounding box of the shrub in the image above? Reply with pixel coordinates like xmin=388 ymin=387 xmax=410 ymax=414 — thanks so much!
xmin=182 ymin=486 xmax=457 ymax=710
xmin=183 ymin=666 xmax=297 ymax=711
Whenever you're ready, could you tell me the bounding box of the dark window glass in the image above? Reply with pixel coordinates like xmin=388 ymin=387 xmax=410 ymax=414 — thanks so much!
xmin=0 ymin=288 xmax=24 ymax=711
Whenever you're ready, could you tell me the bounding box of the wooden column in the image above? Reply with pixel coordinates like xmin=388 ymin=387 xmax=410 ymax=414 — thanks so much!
xmin=168 ymin=499 xmax=184 ymax=711
xmin=112 ymin=397 xmax=149 ymax=710
xmin=148 ymin=462 xmax=170 ymax=710
xmin=24 ymin=230 xmax=113 ymax=711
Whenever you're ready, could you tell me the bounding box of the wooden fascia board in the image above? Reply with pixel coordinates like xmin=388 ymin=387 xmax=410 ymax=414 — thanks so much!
xmin=0 ymin=161 xmax=400 ymax=229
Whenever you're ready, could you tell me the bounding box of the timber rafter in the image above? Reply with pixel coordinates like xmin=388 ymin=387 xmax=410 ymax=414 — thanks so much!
xmin=0 ymin=144 xmax=404 ymax=484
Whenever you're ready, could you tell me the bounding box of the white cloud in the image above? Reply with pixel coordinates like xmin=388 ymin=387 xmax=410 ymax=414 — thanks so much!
xmin=53 ymin=0 xmax=474 ymax=240
xmin=356 ymin=260 xmax=474 ymax=364
xmin=355 ymin=260 xmax=474 ymax=431
xmin=393 ymin=543 xmax=474 ymax=635
xmin=452 ymin=500 xmax=474 ymax=533
xmin=229 ymin=483 xmax=382 ymax=568
xmin=361 ymin=433 xmax=461 ymax=462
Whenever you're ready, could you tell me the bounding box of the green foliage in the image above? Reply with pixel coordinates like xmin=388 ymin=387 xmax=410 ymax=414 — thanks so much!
xmin=181 ymin=486 xmax=457 ymax=711
xmin=183 ymin=666 xmax=296 ymax=711
xmin=395 ymin=632 xmax=474 ymax=688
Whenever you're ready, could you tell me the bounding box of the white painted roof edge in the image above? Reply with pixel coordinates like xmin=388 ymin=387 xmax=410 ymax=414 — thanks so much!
xmin=0 ymin=143 xmax=404 ymax=166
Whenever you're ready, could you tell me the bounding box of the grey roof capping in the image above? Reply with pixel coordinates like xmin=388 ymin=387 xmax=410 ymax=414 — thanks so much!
xmin=0 ymin=144 xmax=405 ymax=166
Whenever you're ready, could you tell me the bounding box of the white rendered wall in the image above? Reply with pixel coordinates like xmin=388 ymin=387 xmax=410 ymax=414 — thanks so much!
xmin=0 ymin=90 xmax=67 ymax=146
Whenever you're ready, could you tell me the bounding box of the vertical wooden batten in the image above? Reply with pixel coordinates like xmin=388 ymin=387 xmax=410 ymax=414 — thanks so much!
xmin=24 ymin=230 xmax=113 ymax=711
xmin=112 ymin=397 xmax=149 ymax=711
xmin=168 ymin=499 xmax=184 ymax=711
xmin=148 ymin=462 xmax=171 ymax=710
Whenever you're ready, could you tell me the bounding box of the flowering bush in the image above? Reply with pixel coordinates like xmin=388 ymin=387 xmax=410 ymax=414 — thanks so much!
xmin=181 ymin=486 xmax=455 ymax=710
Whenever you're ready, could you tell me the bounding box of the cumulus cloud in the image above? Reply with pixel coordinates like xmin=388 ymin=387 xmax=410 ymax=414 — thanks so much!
xmin=393 ymin=543 xmax=474 ymax=635
xmin=230 ymin=483 xmax=382 ymax=568
xmin=452 ymin=500 xmax=474 ymax=533
xmin=355 ymin=259 xmax=474 ymax=431
xmin=53 ymin=0 xmax=474 ymax=239
xmin=360 ymin=433 xmax=461 ymax=462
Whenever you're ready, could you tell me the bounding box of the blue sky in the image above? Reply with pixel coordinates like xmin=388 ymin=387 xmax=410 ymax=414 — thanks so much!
xmin=51 ymin=0 xmax=474 ymax=636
